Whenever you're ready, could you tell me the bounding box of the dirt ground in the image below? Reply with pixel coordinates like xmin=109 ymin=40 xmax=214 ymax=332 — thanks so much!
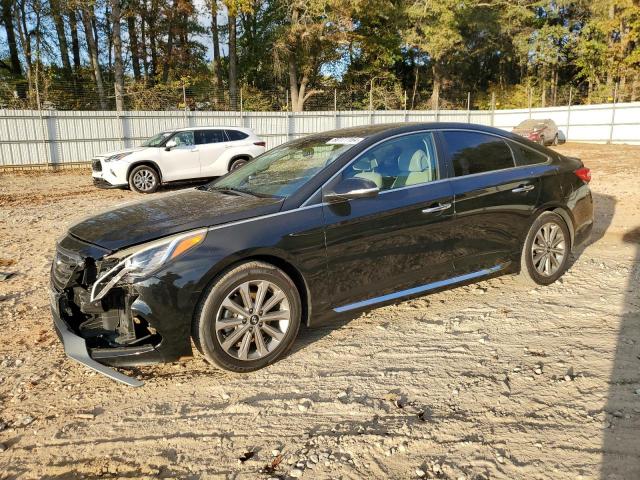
xmin=0 ymin=143 xmax=639 ymax=480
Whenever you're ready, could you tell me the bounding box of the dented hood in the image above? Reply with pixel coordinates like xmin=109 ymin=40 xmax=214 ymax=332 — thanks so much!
xmin=69 ymin=188 xmax=283 ymax=252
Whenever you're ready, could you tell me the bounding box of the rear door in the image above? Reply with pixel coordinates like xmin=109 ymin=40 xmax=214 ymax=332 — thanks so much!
xmin=322 ymin=132 xmax=457 ymax=312
xmin=439 ymin=130 xmax=543 ymax=274
xmin=196 ymin=129 xmax=228 ymax=177
xmin=159 ymin=130 xmax=200 ymax=181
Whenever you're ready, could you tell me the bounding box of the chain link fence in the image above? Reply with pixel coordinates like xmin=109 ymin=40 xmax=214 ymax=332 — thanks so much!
xmin=0 ymin=74 xmax=632 ymax=113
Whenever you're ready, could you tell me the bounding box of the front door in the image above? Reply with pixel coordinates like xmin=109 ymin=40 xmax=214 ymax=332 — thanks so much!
xmin=322 ymin=132 xmax=457 ymax=312
xmin=160 ymin=130 xmax=200 ymax=181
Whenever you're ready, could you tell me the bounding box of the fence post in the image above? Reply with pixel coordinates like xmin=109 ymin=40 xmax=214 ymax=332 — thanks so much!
xmin=240 ymin=86 xmax=244 ymax=126
xmin=565 ymin=86 xmax=572 ymax=142
xmin=334 ymin=89 xmax=338 ymax=129
xmin=608 ymin=82 xmax=618 ymax=144
xmin=466 ymin=92 xmax=471 ymax=123
xmin=35 ymin=75 xmax=52 ymax=167
xmin=404 ymin=90 xmax=408 ymax=123
xmin=490 ymin=92 xmax=496 ymax=126
xmin=182 ymin=83 xmax=188 ymax=127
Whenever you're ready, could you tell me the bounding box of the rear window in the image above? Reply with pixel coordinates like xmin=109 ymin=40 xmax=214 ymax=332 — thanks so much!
xmin=196 ymin=130 xmax=226 ymax=145
xmin=510 ymin=142 xmax=549 ymax=166
xmin=226 ymin=130 xmax=249 ymax=141
xmin=442 ymin=131 xmax=515 ymax=176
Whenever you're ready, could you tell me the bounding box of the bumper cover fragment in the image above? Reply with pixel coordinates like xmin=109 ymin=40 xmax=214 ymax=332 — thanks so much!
xmin=51 ymin=305 xmax=144 ymax=387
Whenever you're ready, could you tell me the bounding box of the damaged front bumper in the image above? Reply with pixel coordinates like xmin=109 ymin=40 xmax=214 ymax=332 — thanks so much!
xmin=50 ymin=288 xmax=144 ymax=387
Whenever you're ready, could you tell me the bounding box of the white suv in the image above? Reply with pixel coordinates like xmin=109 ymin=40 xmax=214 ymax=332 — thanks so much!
xmin=91 ymin=127 xmax=266 ymax=193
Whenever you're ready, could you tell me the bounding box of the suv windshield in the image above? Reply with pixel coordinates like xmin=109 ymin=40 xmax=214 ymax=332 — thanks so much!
xmin=142 ymin=131 xmax=173 ymax=147
xmin=206 ymin=136 xmax=360 ymax=198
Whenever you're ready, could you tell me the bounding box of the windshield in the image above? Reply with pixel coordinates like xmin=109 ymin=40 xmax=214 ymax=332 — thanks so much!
xmin=142 ymin=131 xmax=173 ymax=147
xmin=206 ymin=136 xmax=360 ymax=198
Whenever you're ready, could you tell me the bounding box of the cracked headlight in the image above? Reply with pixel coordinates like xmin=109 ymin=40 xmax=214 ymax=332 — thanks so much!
xmin=90 ymin=229 xmax=207 ymax=302
xmin=104 ymin=152 xmax=131 ymax=162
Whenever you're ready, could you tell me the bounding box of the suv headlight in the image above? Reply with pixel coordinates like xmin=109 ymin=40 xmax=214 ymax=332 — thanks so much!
xmin=90 ymin=229 xmax=207 ymax=302
xmin=104 ymin=152 xmax=131 ymax=162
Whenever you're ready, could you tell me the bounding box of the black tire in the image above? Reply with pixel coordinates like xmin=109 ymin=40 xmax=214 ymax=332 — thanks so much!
xmin=192 ymin=261 xmax=302 ymax=373
xmin=552 ymin=133 xmax=559 ymax=146
xmin=538 ymin=135 xmax=546 ymax=146
xmin=129 ymin=165 xmax=160 ymax=193
xmin=229 ymin=158 xmax=249 ymax=171
xmin=519 ymin=211 xmax=571 ymax=286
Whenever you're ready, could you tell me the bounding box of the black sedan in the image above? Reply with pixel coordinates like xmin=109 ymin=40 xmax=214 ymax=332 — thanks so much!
xmin=50 ymin=123 xmax=593 ymax=385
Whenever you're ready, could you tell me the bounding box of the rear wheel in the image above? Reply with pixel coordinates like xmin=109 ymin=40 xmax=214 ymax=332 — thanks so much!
xmin=229 ymin=158 xmax=249 ymax=171
xmin=519 ymin=211 xmax=570 ymax=286
xmin=193 ymin=261 xmax=301 ymax=372
xmin=129 ymin=165 xmax=160 ymax=193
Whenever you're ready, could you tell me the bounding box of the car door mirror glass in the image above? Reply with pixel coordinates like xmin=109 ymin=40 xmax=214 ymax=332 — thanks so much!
xmin=165 ymin=140 xmax=177 ymax=151
xmin=324 ymin=177 xmax=379 ymax=203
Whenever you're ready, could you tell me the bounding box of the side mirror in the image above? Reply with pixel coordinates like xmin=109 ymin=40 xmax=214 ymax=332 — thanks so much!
xmin=165 ymin=140 xmax=177 ymax=151
xmin=324 ymin=177 xmax=379 ymax=203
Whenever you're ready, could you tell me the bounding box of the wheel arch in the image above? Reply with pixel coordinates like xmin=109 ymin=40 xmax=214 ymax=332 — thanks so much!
xmin=227 ymin=154 xmax=253 ymax=171
xmin=127 ymin=161 xmax=163 ymax=183
xmin=534 ymin=205 xmax=575 ymax=250
xmin=196 ymin=252 xmax=312 ymax=328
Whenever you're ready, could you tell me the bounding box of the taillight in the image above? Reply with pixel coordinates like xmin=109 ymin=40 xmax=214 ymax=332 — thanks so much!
xmin=574 ymin=167 xmax=591 ymax=183
xmin=254 ymin=141 xmax=266 ymax=147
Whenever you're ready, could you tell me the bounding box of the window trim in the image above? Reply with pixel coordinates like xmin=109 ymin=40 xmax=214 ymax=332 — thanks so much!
xmin=195 ymin=128 xmax=227 ymax=145
xmin=437 ymin=128 xmax=552 ymax=181
xmin=301 ymin=130 xmax=444 ymax=206
xmin=224 ymin=129 xmax=249 ymax=142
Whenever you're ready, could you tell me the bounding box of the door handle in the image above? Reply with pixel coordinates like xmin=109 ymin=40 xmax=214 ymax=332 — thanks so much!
xmin=512 ymin=184 xmax=535 ymax=193
xmin=422 ymin=202 xmax=451 ymax=214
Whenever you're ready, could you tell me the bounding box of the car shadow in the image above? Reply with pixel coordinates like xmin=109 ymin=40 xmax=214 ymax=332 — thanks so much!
xmin=601 ymin=224 xmax=640 ymax=479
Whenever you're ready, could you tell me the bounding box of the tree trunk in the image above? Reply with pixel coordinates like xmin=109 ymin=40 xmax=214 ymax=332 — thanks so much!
xmin=140 ymin=2 xmax=150 ymax=80
xmin=80 ymin=6 xmax=107 ymax=109
xmin=430 ymin=63 xmax=441 ymax=110
xmin=228 ymin=11 xmax=238 ymax=110
xmin=111 ymin=0 xmax=125 ymax=111
xmin=411 ymin=63 xmax=419 ymax=110
xmin=148 ymin=0 xmax=158 ymax=82
xmin=50 ymin=0 xmax=71 ymax=74
xmin=631 ymin=73 xmax=639 ymax=102
xmin=127 ymin=15 xmax=141 ymax=81
xmin=162 ymin=5 xmax=174 ymax=83
xmin=208 ymin=0 xmax=223 ymax=105
xmin=69 ymin=9 xmax=81 ymax=70
xmin=0 ymin=0 xmax=22 ymax=75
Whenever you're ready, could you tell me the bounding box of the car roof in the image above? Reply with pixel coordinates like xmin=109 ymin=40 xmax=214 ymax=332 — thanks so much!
xmin=301 ymin=122 xmax=516 ymax=143
xmin=172 ymin=126 xmax=255 ymax=133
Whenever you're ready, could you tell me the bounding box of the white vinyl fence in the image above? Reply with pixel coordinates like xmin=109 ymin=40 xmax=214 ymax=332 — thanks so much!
xmin=1 ymin=102 xmax=639 ymax=167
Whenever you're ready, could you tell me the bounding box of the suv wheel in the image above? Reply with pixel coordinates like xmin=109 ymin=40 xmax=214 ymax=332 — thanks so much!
xmin=193 ymin=261 xmax=302 ymax=372
xmin=229 ymin=158 xmax=248 ymax=171
xmin=129 ymin=165 xmax=160 ymax=193
xmin=519 ymin=211 xmax=571 ymax=286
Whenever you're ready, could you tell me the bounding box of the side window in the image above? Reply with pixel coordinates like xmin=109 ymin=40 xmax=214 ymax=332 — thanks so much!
xmin=225 ymin=130 xmax=249 ymax=141
xmin=510 ymin=142 xmax=548 ymax=166
xmin=442 ymin=131 xmax=515 ymax=176
xmin=171 ymin=131 xmax=194 ymax=147
xmin=341 ymin=132 xmax=438 ymax=191
xmin=196 ymin=130 xmax=226 ymax=145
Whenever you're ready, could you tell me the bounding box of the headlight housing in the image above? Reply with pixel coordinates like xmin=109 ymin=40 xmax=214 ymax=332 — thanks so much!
xmin=104 ymin=152 xmax=132 ymax=162
xmin=90 ymin=229 xmax=207 ymax=302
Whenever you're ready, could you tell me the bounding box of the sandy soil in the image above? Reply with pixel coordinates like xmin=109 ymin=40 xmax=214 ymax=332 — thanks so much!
xmin=0 ymin=143 xmax=639 ymax=480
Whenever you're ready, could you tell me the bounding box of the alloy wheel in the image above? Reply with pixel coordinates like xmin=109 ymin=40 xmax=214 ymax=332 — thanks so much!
xmin=132 ymin=169 xmax=156 ymax=192
xmin=531 ymin=222 xmax=566 ymax=276
xmin=215 ymin=280 xmax=290 ymax=361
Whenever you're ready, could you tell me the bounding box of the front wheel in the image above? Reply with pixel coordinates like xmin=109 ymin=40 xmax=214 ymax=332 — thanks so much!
xmin=519 ymin=211 xmax=571 ymax=286
xmin=193 ymin=261 xmax=302 ymax=372
xmin=129 ymin=165 xmax=160 ymax=193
